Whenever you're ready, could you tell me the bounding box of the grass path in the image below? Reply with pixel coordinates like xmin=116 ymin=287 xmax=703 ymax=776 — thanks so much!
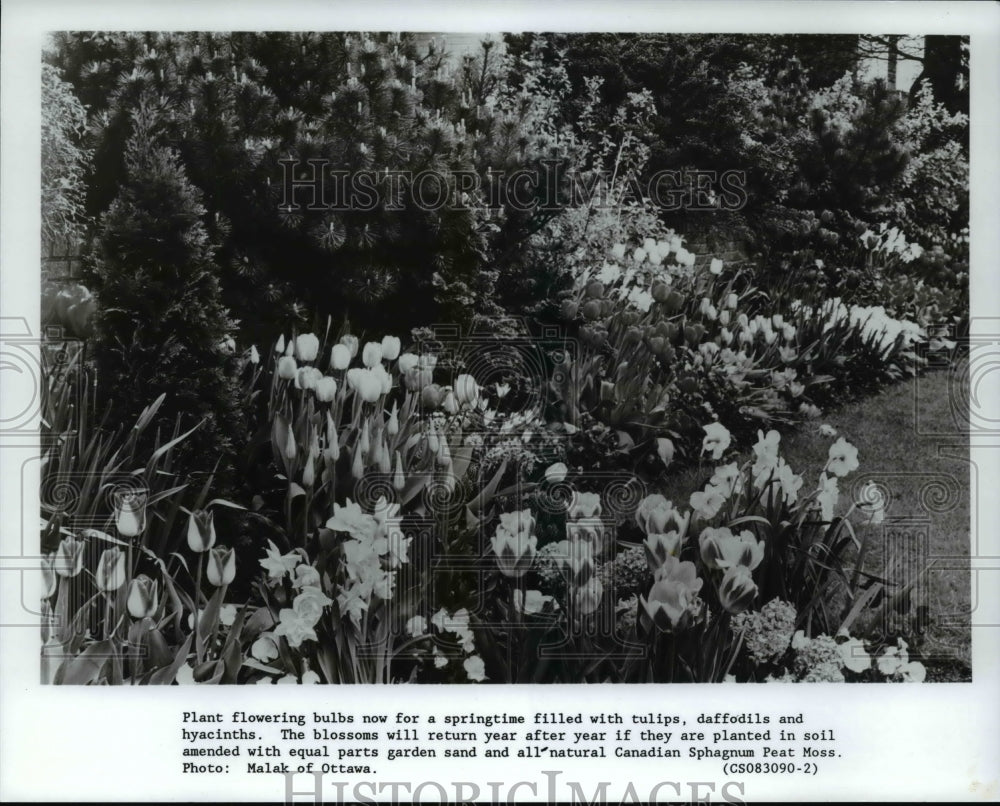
xmin=659 ymin=369 xmax=972 ymax=676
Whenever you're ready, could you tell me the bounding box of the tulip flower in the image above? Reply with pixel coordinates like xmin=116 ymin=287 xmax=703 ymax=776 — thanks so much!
xmin=567 ymin=491 xmax=602 ymax=520
xmin=397 ymin=352 xmax=419 ymax=374
xmin=41 ymin=552 xmax=58 ymax=598
xmin=638 ymin=556 xmax=702 ymax=630
xmin=206 ymin=546 xmax=237 ymax=587
xmin=386 ymin=402 xmax=399 ymax=436
xmin=421 ymin=383 xmax=443 ymax=410
xmin=314 ymin=376 xmax=337 ymax=403
xmin=296 ymin=366 xmax=322 ymax=391
xmin=544 ymin=462 xmax=568 ymax=484
xmin=55 ymin=535 xmax=85 ymax=578
xmin=187 ymin=509 xmax=217 ymax=553
xmin=362 ymin=341 xmax=383 ymax=368
xmin=441 ymin=390 xmax=459 ymax=415
xmin=635 ymin=494 xmax=688 ymax=537
xmin=340 ymin=334 xmax=359 ymax=358
xmin=127 ymin=574 xmax=159 ymax=619
xmin=295 ymin=333 xmax=320 ymax=362
xmin=656 ymin=437 xmax=674 ymax=469
xmin=277 ymin=355 xmax=298 ymax=380
xmin=249 ymin=345 xmax=260 ymax=365
xmin=491 ymin=510 xmax=537 ymax=578
xmin=380 ymin=335 xmax=401 ymax=361
xmin=115 ymin=491 xmax=147 ymax=538
xmin=718 ymin=565 xmax=757 ymax=614
xmin=330 ymin=343 xmax=351 ymax=370
xmin=699 ymin=527 xmax=764 ymax=571
xmin=284 ymin=427 xmax=297 ymax=461
xmin=96 ymin=547 xmax=127 ymax=591
xmin=274 ymin=334 xmax=286 ymax=354
xmin=357 ymin=370 xmax=382 ymax=403
xmin=644 ymin=531 xmax=683 ymax=572
xmin=372 ymin=364 xmax=392 ymax=395
xmin=454 ymin=374 xmax=479 ymax=408
xmin=574 ymin=577 xmax=604 ymax=615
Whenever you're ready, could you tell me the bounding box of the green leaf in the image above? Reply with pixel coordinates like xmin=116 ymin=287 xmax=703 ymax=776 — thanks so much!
xmin=56 ymin=639 xmax=116 ymax=685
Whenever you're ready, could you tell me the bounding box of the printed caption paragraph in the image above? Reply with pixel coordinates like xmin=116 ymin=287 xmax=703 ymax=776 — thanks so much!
xmin=180 ymin=707 xmax=838 ymax=778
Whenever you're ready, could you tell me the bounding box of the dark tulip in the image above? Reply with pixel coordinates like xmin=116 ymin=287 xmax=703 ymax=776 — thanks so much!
xmin=581 ymin=300 xmax=602 ymax=321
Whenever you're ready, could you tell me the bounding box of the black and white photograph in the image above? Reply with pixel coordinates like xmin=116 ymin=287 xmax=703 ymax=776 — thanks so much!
xmin=3 ymin=1 xmax=999 ymax=802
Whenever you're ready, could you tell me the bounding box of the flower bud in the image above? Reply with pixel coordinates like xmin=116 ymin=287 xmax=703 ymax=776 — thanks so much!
xmin=442 ymin=390 xmax=459 ymax=415
xmin=386 ymin=402 xmax=399 ymax=436
xmin=330 ymin=343 xmax=352 ymax=370
xmin=393 ymin=451 xmax=405 ymax=491
xmin=656 ymin=437 xmax=674 ymax=468
xmin=41 ymin=552 xmax=57 ymax=598
xmin=96 ymin=547 xmax=126 ymax=591
xmin=295 ymin=333 xmax=320 ymax=362
xmin=115 ymin=492 xmax=147 ymax=538
xmin=274 ymin=334 xmax=286 ymax=354
xmin=284 ymin=427 xmax=298 ymax=461
xmin=585 ymin=280 xmax=605 ymax=299
xmin=127 ymin=574 xmax=158 ymax=619
xmin=362 ymin=341 xmax=383 ymax=368
xmin=206 ymin=546 xmax=237 ymax=587
xmin=249 ymin=345 xmax=260 ymax=365
xmin=277 ymin=355 xmax=298 ymax=380
xmin=187 ymin=509 xmax=217 ymax=553
xmin=380 ymin=335 xmax=401 ymax=361
xmin=55 ymin=535 xmax=85 ymax=578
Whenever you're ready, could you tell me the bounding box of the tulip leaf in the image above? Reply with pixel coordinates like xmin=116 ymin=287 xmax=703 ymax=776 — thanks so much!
xmin=287 ymin=482 xmax=306 ymax=500
xmin=206 ymin=497 xmax=247 ymax=511
xmin=221 ymin=606 xmax=248 ymax=683
xmin=148 ymin=419 xmax=203 ymax=464
xmin=148 ymin=633 xmax=193 ymax=685
xmin=57 ymin=639 xmax=116 ymax=685
xmin=81 ymin=528 xmax=126 ymax=546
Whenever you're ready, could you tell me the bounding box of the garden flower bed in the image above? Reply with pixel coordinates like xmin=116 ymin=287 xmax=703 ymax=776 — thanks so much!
xmin=39 ymin=31 xmax=970 ymax=685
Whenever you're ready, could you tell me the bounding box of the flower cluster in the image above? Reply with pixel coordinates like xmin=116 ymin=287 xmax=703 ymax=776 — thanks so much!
xmin=732 ymin=599 xmax=797 ymax=665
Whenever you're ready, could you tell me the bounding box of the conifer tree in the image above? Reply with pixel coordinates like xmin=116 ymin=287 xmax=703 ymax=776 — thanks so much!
xmin=87 ymin=98 xmax=244 ymax=483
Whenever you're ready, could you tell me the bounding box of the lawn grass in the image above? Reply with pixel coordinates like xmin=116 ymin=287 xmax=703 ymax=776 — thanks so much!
xmin=657 ymin=368 xmax=972 ymax=677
